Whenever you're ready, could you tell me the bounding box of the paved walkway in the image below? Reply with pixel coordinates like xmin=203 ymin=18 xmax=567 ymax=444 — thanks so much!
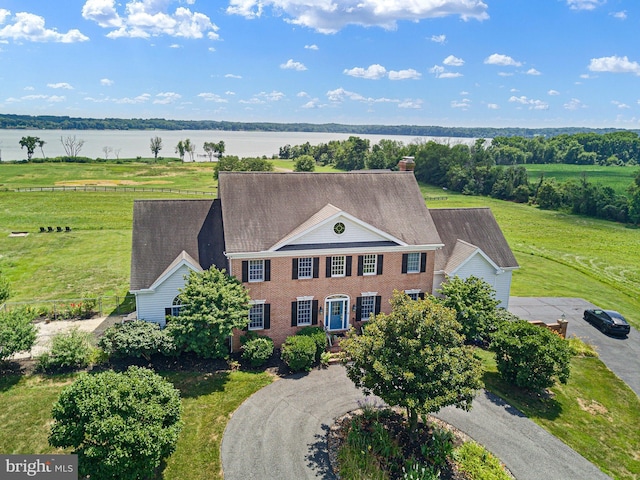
xmin=222 ymin=365 xmax=611 ymax=480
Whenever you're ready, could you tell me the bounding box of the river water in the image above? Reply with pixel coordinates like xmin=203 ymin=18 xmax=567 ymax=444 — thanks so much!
xmin=0 ymin=129 xmax=476 ymax=162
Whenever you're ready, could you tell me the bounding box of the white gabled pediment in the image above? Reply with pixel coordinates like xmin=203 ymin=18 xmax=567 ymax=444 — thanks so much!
xmin=269 ymin=204 xmax=406 ymax=251
xmin=445 ymin=239 xmax=502 ymax=275
xmin=147 ymin=251 xmax=202 ymax=291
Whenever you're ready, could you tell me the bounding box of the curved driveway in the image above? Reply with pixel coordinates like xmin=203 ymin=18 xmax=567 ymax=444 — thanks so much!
xmin=221 ymin=365 xmax=611 ymax=480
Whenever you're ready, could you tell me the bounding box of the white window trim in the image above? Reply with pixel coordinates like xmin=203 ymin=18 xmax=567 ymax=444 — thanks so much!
xmin=248 ymin=259 xmax=264 ymax=283
xmin=362 ymin=254 xmax=377 ymax=276
xmin=360 ymin=295 xmax=376 ymax=322
xmin=297 ymin=257 xmax=313 ymax=280
xmin=406 ymin=252 xmax=420 ymax=274
xmin=405 ymin=289 xmax=422 ymax=300
xmin=297 ymin=299 xmax=313 ymax=326
xmin=331 ymin=255 xmax=346 ymax=278
xmin=248 ymin=299 xmax=266 ymax=331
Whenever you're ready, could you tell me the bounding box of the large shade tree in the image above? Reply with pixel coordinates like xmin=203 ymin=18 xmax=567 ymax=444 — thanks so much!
xmin=166 ymin=267 xmax=250 ymax=359
xmin=341 ymin=291 xmax=483 ymax=434
xmin=19 ymin=136 xmax=41 ymax=161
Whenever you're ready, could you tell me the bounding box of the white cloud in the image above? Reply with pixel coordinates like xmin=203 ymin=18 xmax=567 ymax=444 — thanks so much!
xmin=197 ymin=92 xmax=228 ymax=103
xmin=225 ymin=73 xmax=242 ymax=79
xmin=611 ymin=11 xmax=627 ymax=20
xmin=327 ymin=88 xmax=365 ymax=103
xmin=344 ymin=64 xmax=387 ymax=80
xmin=509 ymin=95 xmax=549 ymax=110
xmin=227 ymin=0 xmax=489 ymax=34
xmin=566 ymin=0 xmax=604 ymax=11
xmin=526 ymin=68 xmax=541 ymax=75
xmin=398 ymin=99 xmax=423 ymax=109
xmin=443 ymin=55 xmax=464 ymax=66
xmin=100 ymin=78 xmax=114 ymax=86
xmin=548 ymin=89 xmax=560 ymax=96
xmin=430 ymin=34 xmax=446 ymax=44
xmin=301 ymin=98 xmax=324 ymax=109
xmin=47 ymin=82 xmax=74 ymax=90
xmin=612 ymin=100 xmax=630 ymax=109
xmin=429 ymin=64 xmax=462 ymax=79
xmin=588 ymin=55 xmax=640 ymax=75
xmin=563 ymin=98 xmax=585 ymax=110
xmin=388 ymin=69 xmax=421 ymax=80
xmin=0 ymin=11 xmax=89 ymax=43
xmin=83 ymin=0 xmax=219 ymax=40
xmin=261 ymin=91 xmax=285 ymax=102
xmin=281 ymin=59 xmax=307 ymax=71
xmin=304 ymin=44 xmax=318 ymax=50
xmin=114 ymin=93 xmax=151 ymax=104
xmin=451 ymin=98 xmax=471 ymax=109
xmin=153 ymin=92 xmax=182 ymax=104
xmin=484 ymin=53 xmax=522 ymax=67
xmin=487 ymin=103 xmax=499 ymax=110
xmin=497 ymin=72 xmax=513 ymax=77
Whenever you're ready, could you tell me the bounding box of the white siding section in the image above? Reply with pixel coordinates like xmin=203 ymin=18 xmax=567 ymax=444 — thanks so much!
xmin=435 ymin=252 xmax=513 ymax=309
xmin=291 ymin=217 xmax=387 ymax=246
xmin=135 ymin=264 xmax=193 ymax=327
xmin=432 ymin=272 xmax=446 ymax=298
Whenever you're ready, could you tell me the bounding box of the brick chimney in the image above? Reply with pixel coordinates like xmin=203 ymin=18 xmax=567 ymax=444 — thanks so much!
xmin=398 ymin=156 xmax=415 ymax=172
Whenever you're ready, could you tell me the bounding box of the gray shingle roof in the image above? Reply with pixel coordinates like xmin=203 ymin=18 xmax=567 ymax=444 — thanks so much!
xmin=429 ymin=208 xmax=519 ymax=271
xmin=130 ymin=199 xmax=226 ymax=291
xmin=218 ymin=171 xmax=442 ymax=253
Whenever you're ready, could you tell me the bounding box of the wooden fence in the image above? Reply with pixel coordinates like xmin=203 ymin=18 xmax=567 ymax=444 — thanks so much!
xmin=15 ymin=186 xmax=215 ymax=195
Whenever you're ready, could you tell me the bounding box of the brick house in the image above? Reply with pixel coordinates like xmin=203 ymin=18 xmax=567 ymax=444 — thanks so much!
xmin=130 ymin=171 xmax=518 ymax=348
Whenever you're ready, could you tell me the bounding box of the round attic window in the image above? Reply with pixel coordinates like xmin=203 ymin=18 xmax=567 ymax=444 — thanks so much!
xmin=333 ymin=222 xmax=346 ymax=235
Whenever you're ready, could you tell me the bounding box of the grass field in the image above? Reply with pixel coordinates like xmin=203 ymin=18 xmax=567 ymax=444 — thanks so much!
xmin=1 ymin=161 xmax=639 ymax=329
xmin=524 ymin=164 xmax=639 ymax=196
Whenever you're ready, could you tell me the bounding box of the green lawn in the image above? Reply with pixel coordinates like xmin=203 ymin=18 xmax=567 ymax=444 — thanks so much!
xmin=0 ymin=370 xmax=272 ymax=480
xmin=477 ymin=349 xmax=640 ymax=480
xmin=524 ymin=163 xmax=638 ymax=196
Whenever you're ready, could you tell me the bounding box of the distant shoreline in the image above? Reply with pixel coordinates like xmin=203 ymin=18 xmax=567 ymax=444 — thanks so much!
xmin=1 ymin=113 xmax=637 ymax=139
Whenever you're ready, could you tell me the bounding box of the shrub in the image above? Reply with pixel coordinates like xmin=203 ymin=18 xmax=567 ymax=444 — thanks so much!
xmin=294 ymin=155 xmax=316 ymax=172
xmin=0 ymin=271 xmax=10 ymax=303
xmin=37 ymin=327 xmax=96 ymax=371
xmin=281 ymin=335 xmax=316 ymax=372
xmin=453 ymin=441 xmax=511 ymax=480
xmin=99 ymin=320 xmax=176 ymax=360
xmin=49 ymin=366 xmax=183 ymax=480
xmin=0 ymin=307 xmax=37 ymax=361
xmin=296 ymin=326 xmax=327 ymax=360
xmin=491 ymin=320 xmax=572 ymax=392
xmin=241 ymin=337 xmax=274 ymax=367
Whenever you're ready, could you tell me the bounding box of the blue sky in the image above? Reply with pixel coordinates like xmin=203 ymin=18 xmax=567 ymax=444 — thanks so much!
xmin=0 ymin=0 xmax=639 ymax=128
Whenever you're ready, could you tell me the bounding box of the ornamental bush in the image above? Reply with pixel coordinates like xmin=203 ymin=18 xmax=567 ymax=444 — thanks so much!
xmin=281 ymin=335 xmax=316 ymax=372
xmin=296 ymin=326 xmax=327 ymax=361
xmin=37 ymin=327 xmax=96 ymax=372
xmin=491 ymin=320 xmax=572 ymax=392
xmin=241 ymin=337 xmax=274 ymax=367
xmin=99 ymin=320 xmax=176 ymax=360
xmin=0 ymin=307 xmax=36 ymax=361
xmin=49 ymin=366 xmax=183 ymax=480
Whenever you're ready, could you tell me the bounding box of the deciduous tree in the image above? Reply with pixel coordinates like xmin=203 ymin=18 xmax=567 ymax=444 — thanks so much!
xmin=341 ymin=292 xmax=483 ymax=435
xmin=150 ymin=136 xmax=163 ymax=159
xmin=49 ymin=367 xmax=183 ymax=480
xmin=19 ymin=136 xmax=41 ymax=161
xmin=165 ymin=267 xmax=250 ymax=359
xmin=60 ymin=135 xmax=85 ymax=159
xmin=0 ymin=307 xmax=36 ymax=362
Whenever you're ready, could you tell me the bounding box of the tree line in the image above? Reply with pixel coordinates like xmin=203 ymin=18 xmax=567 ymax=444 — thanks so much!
xmin=1 ymin=113 xmax=637 ymax=139
xmin=279 ymin=135 xmax=640 ymax=224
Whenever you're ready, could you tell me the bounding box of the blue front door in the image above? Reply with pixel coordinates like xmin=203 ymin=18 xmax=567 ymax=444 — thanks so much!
xmin=327 ymin=298 xmax=348 ymax=331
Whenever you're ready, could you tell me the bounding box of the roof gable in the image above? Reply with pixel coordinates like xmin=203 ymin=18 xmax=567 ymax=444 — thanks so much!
xmin=444 ymin=239 xmax=501 ymax=274
xmin=148 ymin=251 xmax=202 ymax=291
xmin=430 ymin=208 xmax=519 ymax=272
xmin=219 ymin=171 xmax=442 ymax=254
xmin=270 ymin=204 xmax=404 ymax=251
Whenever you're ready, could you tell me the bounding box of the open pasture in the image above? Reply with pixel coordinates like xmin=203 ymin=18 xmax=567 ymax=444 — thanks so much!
xmin=524 ymin=164 xmax=638 ymax=196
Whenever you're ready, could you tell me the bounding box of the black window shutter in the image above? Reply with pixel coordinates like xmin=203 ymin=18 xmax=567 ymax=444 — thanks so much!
xmin=242 ymin=260 xmax=249 ymax=282
xmin=313 ymin=257 xmax=320 ymax=278
xmin=375 ymin=296 xmax=382 ymax=314
xmin=418 ymin=292 xmax=425 ymax=300
xmin=264 ymin=260 xmax=271 ymax=281
xmin=420 ymin=252 xmax=427 ymax=273
xmin=357 ymin=255 xmax=364 ymax=276
xmin=355 ymin=297 xmax=362 ymax=322
xmin=291 ymin=301 xmax=298 ymax=327
xmin=264 ymin=304 xmax=271 ymax=329
xmin=292 ymin=258 xmax=299 ymax=280
xmin=401 ymin=254 xmax=408 ymax=274
xmin=312 ymin=300 xmax=318 ymax=325
xmin=164 ymin=307 xmax=172 ymax=317
xmin=377 ymin=254 xmax=384 ymax=275
xmin=326 ymin=257 xmax=332 ymax=277
xmin=346 ymin=256 xmax=352 ymax=276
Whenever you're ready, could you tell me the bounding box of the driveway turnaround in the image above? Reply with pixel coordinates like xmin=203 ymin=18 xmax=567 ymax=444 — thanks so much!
xmin=221 ymin=364 xmax=610 ymax=480
xmin=509 ymin=297 xmax=640 ymax=397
